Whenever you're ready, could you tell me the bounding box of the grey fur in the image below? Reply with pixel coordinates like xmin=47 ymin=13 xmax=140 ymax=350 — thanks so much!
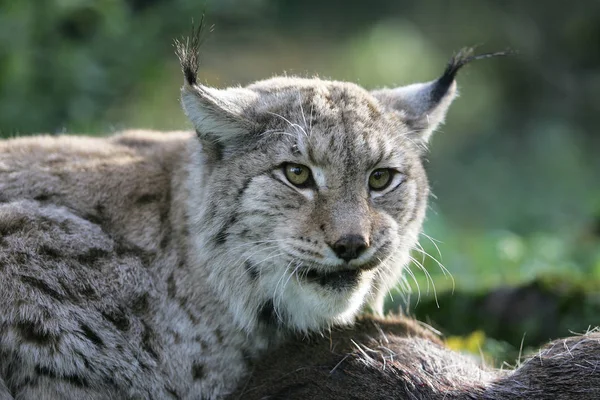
xmin=0 ymin=41 xmax=496 ymax=398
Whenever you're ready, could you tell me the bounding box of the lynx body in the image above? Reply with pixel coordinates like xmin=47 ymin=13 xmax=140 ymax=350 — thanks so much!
xmin=0 ymin=38 xmax=473 ymax=399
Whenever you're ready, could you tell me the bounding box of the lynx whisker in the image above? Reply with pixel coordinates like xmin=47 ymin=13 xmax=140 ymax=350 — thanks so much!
xmin=308 ymin=101 xmax=315 ymax=135
xmin=273 ymin=260 xmax=297 ymax=322
xmin=266 ymin=111 xmax=309 ymax=138
xmin=299 ymin=101 xmax=310 ymax=137
xmin=408 ymin=255 xmax=439 ymax=308
xmin=414 ymin=242 xmax=455 ymax=292
xmin=229 ymin=245 xmax=282 ymax=275
xmin=420 ymin=232 xmax=444 ymax=260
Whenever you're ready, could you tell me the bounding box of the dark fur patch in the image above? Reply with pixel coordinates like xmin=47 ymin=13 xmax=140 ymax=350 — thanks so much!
xmin=12 ymin=251 xmax=30 ymax=264
xmin=74 ymin=350 xmax=93 ymax=370
xmin=214 ymin=328 xmax=224 ymax=345
xmin=59 ymin=220 xmax=73 ymax=234
xmin=16 ymin=322 xmax=59 ymax=346
xmin=76 ymin=247 xmax=110 ymax=266
xmin=241 ymin=349 xmax=253 ymax=363
xmin=35 ymin=365 xmax=88 ymax=388
xmin=95 ymin=203 xmax=105 ymax=214
xmin=258 ymin=300 xmax=281 ymax=326
xmin=0 ymin=220 xmax=21 ymax=236
xmin=20 ymin=275 xmax=65 ymax=301
xmin=197 ymin=136 xmax=223 ymax=162
xmin=214 ymin=214 xmax=237 ymax=245
xmin=158 ymin=189 xmax=172 ymax=249
xmin=102 ymin=309 xmax=130 ymax=332
xmin=80 ymin=323 xmax=104 ymax=347
xmin=135 ymin=193 xmax=162 ymax=205
xmin=92 ymin=202 xmax=107 ymax=222
xmin=193 ymin=335 xmax=209 ymax=348
xmin=170 ymin=329 xmax=182 ymax=345
xmin=84 ymin=203 xmax=107 ymax=225
xmin=159 ymin=190 xmax=171 ymax=225
xmin=84 ymin=212 xmax=103 ymax=226
xmin=236 ymin=177 xmax=253 ymax=200
xmin=294 ymin=247 xmax=322 ymax=258
xmin=191 ymin=363 xmax=206 ymax=381
xmin=33 ymin=193 xmax=52 ymax=202
xmin=244 ymin=261 xmax=259 ymax=281
xmin=57 ymin=278 xmax=96 ymax=301
xmin=167 ymin=273 xmax=177 ymax=297
xmin=77 ymin=283 xmax=97 ymax=299
xmin=39 ymin=244 xmax=62 ymax=259
xmin=165 ymin=385 xmax=181 ymax=399
xmin=141 ymin=321 xmax=160 ymax=360
xmin=178 ymin=297 xmax=199 ymax=324
xmin=131 ymin=293 xmax=150 ymax=315
xmin=160 ymin=233 xmax=170 ymax=250
xmin=239 ymin=228 xmax=251 ymax=238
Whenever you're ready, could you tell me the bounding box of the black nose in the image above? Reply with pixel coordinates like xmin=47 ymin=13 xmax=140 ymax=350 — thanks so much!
xmin=332 ymin=235 xmax=369 ymax=262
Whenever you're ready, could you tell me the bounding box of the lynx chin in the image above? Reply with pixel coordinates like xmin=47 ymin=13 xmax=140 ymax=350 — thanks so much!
xmin=0 ymin=25 xmax=493 ymax=399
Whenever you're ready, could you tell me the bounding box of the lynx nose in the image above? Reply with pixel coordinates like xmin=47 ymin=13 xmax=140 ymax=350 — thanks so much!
xmin=332 ymin=235 xmax=369 ymax=262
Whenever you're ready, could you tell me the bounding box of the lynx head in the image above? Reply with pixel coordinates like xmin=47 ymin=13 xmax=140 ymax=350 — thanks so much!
xmin=176 ymin=28 xmax=494 ymax=333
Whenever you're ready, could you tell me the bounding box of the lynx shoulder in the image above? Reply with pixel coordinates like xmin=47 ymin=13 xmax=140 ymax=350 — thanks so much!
xmin=0 ymin=39 xmax=491 ymax=399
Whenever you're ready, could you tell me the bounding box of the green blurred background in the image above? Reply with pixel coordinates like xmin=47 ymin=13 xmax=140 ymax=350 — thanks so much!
xmin=1 ymin=0 xmax=599 ymax=364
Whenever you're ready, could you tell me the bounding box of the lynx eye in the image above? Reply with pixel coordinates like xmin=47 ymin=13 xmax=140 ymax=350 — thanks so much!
xmin=368 ymin=169 xmax=393 ymax=191
xmin=284 ymin=163 xmax=312 ymax=187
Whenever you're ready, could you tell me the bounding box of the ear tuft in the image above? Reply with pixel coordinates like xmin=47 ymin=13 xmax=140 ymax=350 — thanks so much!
xmin=372 ymin=47 xmax=513 ymax=144
xmin=432 ymin=47 xmax=514 ymax=103
xmin=174 ymin=15 xmax=214 ymax=86
xmin=175 ymin=18 xmax=258 ymax=145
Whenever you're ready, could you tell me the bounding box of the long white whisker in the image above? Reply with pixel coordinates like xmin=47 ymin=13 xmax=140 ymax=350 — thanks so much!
xmin=299 ymin=101 xmax=309 ymax=137
xmin=228 ymin=244 xmax=281 ymax=269
xmin=415 ymin=242 xmax=427 ymax=271
xmin=409 ymin=255 xmax=439 ymax=308
xmin=413 ymin=246 xmax=455 ymax=293
xmin=386 ymin=254 xmax=421 ymax=307
xmin=282 ymin=262 xmax=303 ymax=293
xmin=267 ymin=111 xmax=308 ymax=138
xmin=375 ymin=256 xmax=394 ymax=303
xmin=308 ymin=101 xmax=314 ymax=134
xmin=273 ymin=260 xmax=295 ymax=322
xmin=221 ymin=238 xmax=290 ymax=257
xmin=420 ymin=232 xmax=444 ymax=261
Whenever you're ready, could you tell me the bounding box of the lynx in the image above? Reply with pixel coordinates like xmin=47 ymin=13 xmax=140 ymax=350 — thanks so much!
xmin=0 ymin=24 xmax=496 ymax=399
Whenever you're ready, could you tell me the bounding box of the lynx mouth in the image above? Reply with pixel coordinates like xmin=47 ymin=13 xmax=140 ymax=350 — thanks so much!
xmin=304 ymin=268 xmax=361 ymax=289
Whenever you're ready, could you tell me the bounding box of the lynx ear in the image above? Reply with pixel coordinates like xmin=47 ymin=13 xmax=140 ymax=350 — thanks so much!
xmin=372 ymin=48 xmax=508 ymax=143
xmin=180 ymin=84 xmax=258 ymax=143
xmin=175 ymin=19 xmax=258 ymax=143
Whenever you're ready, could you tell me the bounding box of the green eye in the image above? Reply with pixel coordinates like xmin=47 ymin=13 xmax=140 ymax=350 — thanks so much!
xmin=368 ymin=169 xmax=393 ymax=190
xmin=284 ymin=163 xmax=311 ymax=187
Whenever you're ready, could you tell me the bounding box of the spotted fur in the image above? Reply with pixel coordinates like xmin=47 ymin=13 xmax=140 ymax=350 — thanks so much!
xmin=0 ymin=40 xmax=496 ymax=398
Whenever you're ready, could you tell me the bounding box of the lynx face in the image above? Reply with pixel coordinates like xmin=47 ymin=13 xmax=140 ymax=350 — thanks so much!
xmin=178 ymin=42 xmax=472 ymax=332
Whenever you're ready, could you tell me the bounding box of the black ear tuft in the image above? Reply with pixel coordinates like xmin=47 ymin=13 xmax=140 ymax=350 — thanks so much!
xmin=432 ymin=47 xmax=514 ymax=103
xmin=174 ymin=15 xmax=214 ymax=86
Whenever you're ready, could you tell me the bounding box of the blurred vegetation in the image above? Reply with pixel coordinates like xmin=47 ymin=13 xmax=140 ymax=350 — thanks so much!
xmin=1 ymin=0 xmax=599 ymax=362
